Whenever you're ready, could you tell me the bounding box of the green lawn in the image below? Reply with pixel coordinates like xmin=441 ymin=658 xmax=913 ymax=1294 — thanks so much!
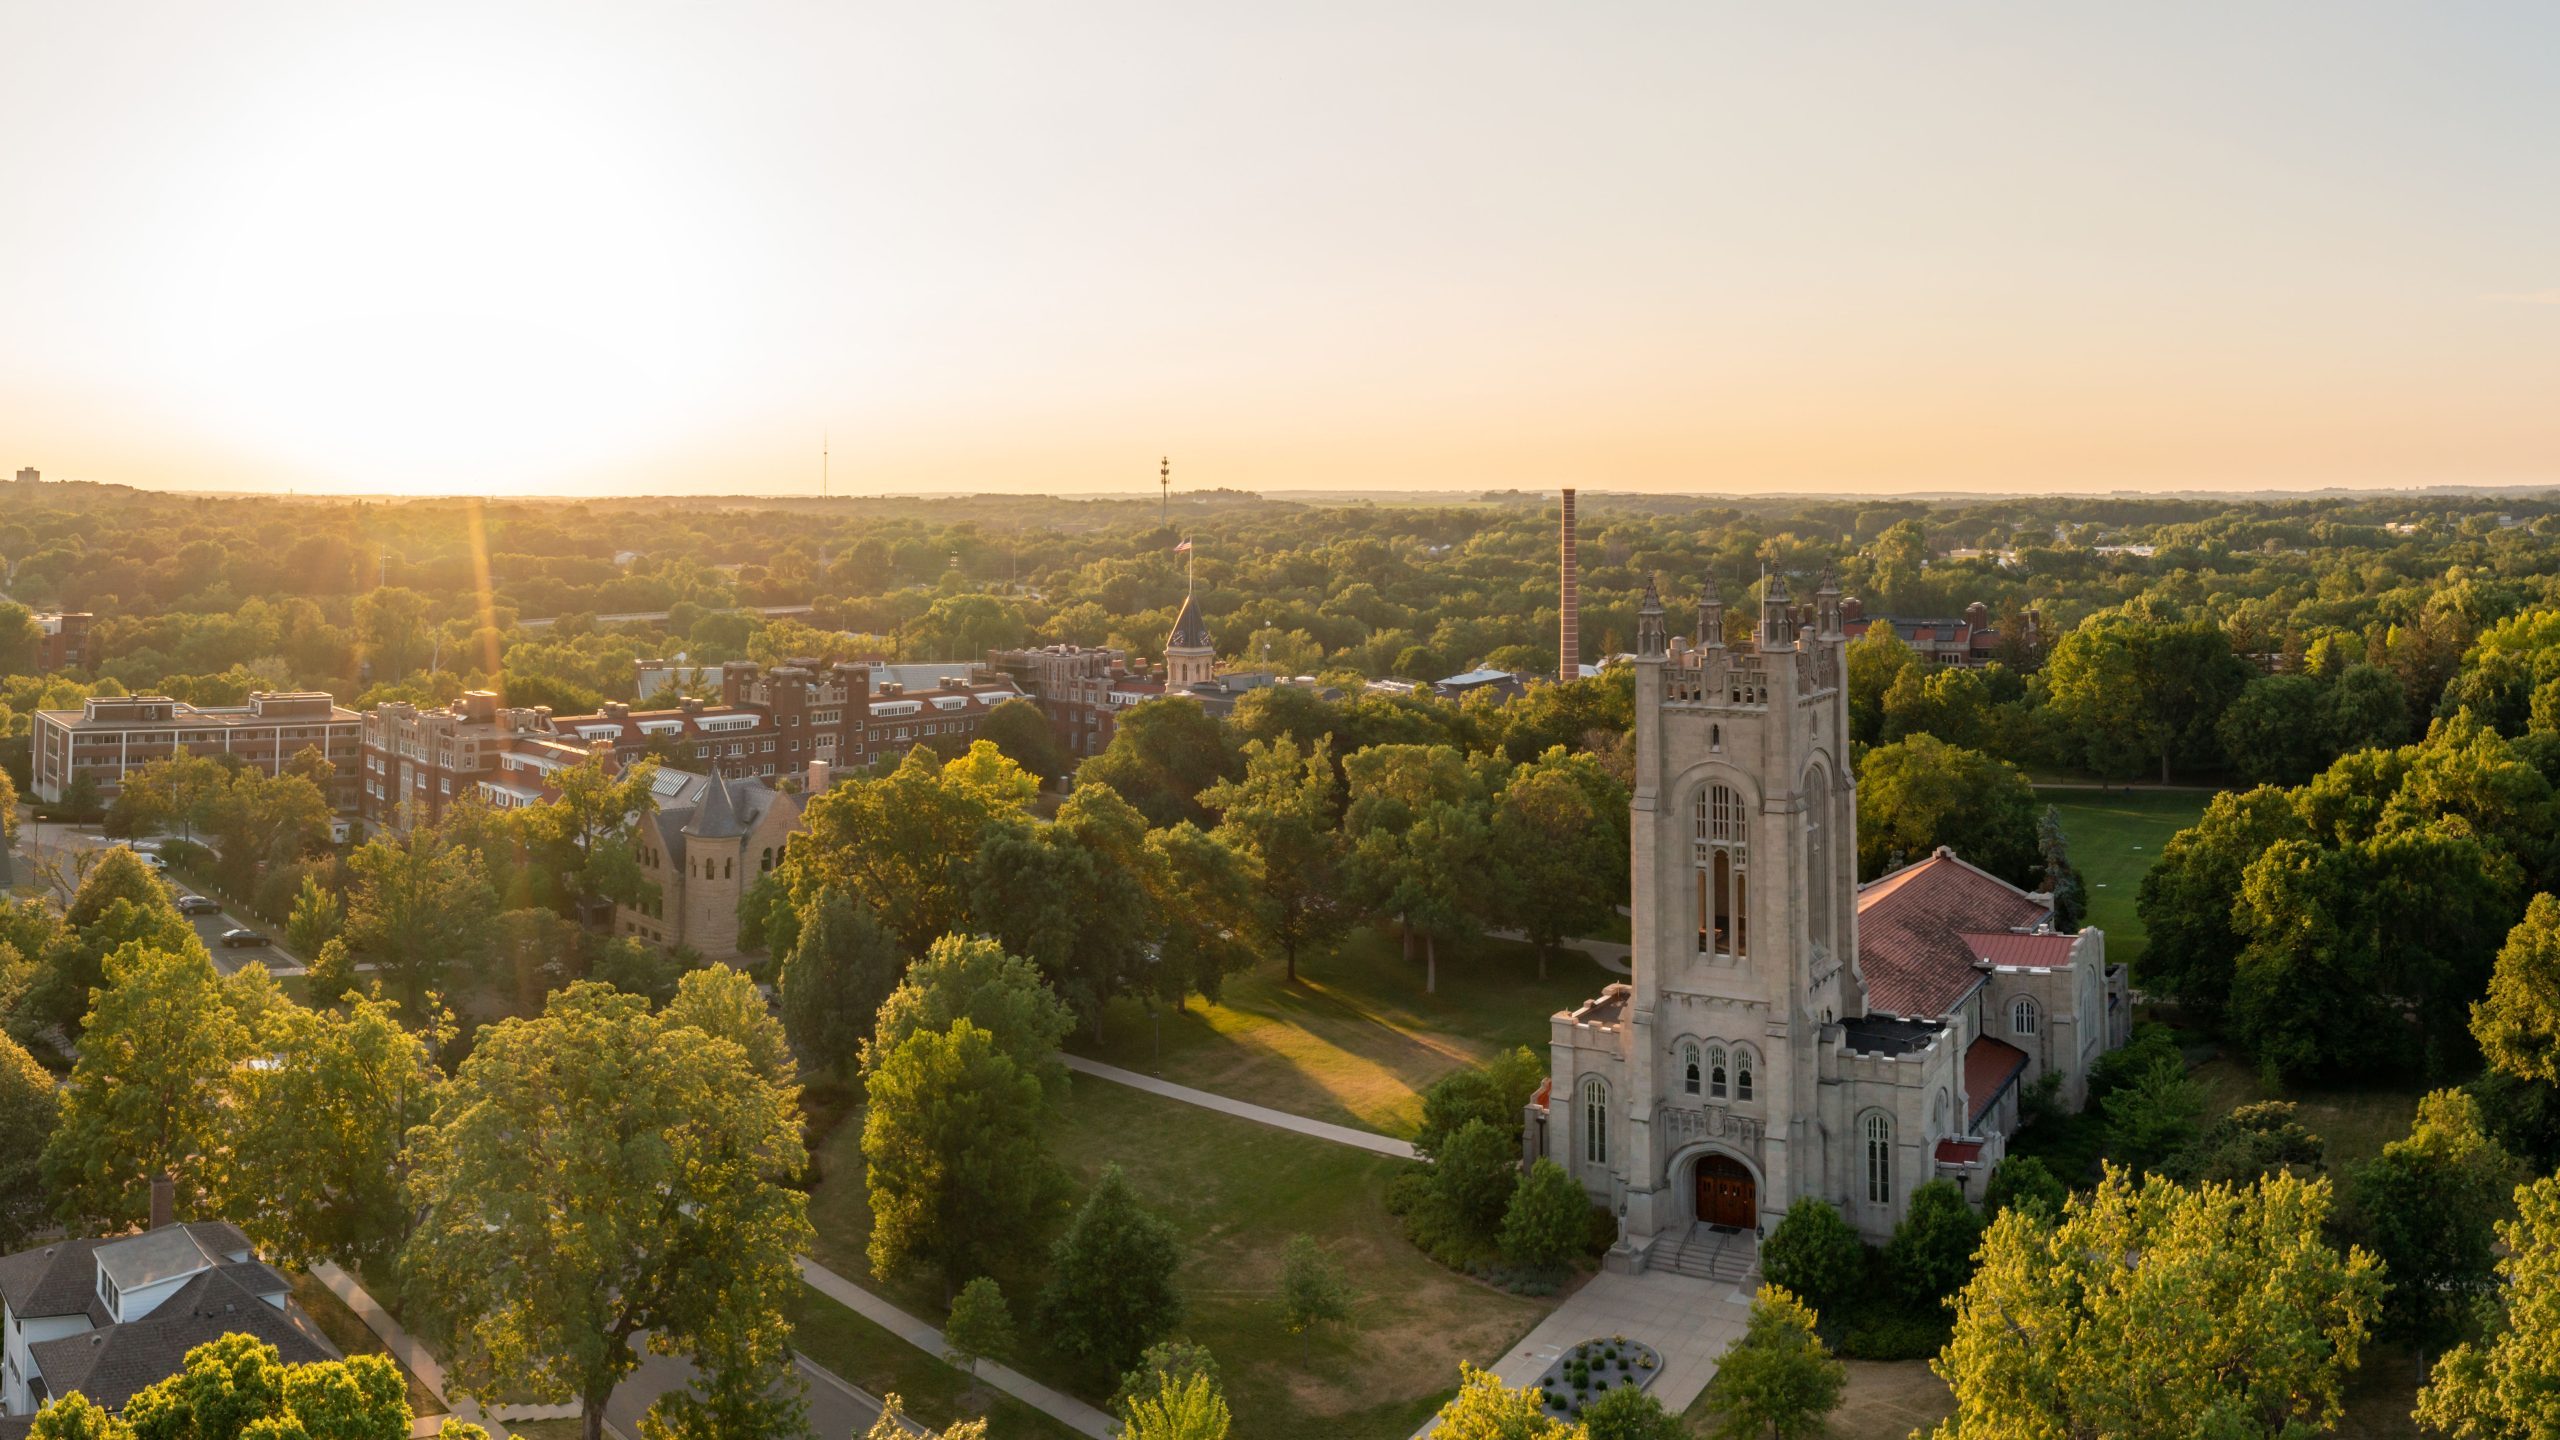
xmin=2036 ymin=788 xmax=2214 ymax=973
xmin=2188 ymin=1053 xmax=2421 ymax=1173
xmin=804 ymin=1075 xmax=1556 ymax=1440
xmin=1071 ymin=924 xmax=1615 ymax=1138
xmin=790 ymin=1288 xmax=1081 ymax=1440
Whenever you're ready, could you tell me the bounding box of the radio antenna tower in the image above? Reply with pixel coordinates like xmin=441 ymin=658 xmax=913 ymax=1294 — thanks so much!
xmin=1159 ymin=456 xmax=1170 ymax=528
xmin=822 ymin=433 xmax=830 ymax=499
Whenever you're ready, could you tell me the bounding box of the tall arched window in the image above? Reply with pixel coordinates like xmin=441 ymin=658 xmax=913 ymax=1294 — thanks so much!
xmin=1804 ymin=766 xmax=1832 ymax=959
xmin=1695 ymin=784 xmax=1748 ymax=956
xmin=1931 ymin=1089 xmax=1950 ymax=1137
xmin=1864 ymin=1112 xmax=1893 ymax=1205
xmin=1734 ymin=1048 xmax=1756 ymax=1103
xmin=1683 ymin=1045 xmax=1701 ymax=1096
xmin=1582 ymin=1079 xmax=1609 ymax=1166
xmin=1706 ymin=1045 xmax=1729 ymax=1100
xmin=2012 ymin=997 xmax=2039 ymax=1037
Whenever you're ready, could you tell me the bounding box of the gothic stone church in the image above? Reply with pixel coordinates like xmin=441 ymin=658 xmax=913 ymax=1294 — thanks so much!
xmin=1527 ymin=574 xmax=2129 ymax=1264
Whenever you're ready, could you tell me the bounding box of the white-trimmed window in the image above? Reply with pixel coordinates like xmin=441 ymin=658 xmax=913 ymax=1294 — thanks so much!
xmin=2012 ymin=997 xmax=2039 ymax=1037
xmin=1706 ymin=1045 xmax=1729 ymax=1100
xmin=1734 ymin=1047 xmax=1756 ymax=1103
xmin=1683 ymin=1045 xmax=1701 ymax=1096
xmin=1582 ymin=1078 xmax=1609 ymax=1166
xmin=1864 ymin=1112 xmax=1893 ymax=1205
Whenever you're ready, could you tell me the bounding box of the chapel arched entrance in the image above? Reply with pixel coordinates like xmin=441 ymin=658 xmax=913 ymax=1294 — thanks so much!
xmin=1694 ymin=1153 xmax=1755 ymax=1229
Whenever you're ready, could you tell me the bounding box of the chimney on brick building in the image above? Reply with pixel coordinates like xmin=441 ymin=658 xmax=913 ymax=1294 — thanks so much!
xmin=807 ymin=758 xmax=830 ymax=794
xmin=149 ymin=1172 xmax=175 ymax=1230
xmin=1559 ymin=488 xmax=1579 ymax=684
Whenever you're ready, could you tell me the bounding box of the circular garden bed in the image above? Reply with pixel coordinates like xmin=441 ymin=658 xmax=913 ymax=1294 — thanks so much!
xmin=1532 ymin=1335 xmax=1662 ymax=1421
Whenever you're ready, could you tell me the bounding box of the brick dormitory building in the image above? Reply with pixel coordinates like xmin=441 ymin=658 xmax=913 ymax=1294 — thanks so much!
xmin=357 ymin=657 xmax=1022 ymax=830
xmin=31 ymin=692 xmax=362 ymax=808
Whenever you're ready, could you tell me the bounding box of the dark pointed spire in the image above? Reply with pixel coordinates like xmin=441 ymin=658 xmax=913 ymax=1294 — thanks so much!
xmin=685 ymin=770 xmax=745 ymax=839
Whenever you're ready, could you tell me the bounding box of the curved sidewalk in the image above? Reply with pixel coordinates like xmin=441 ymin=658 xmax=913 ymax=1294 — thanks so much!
xmin=1060 ymin=1054 xmax=1418 ymax=1160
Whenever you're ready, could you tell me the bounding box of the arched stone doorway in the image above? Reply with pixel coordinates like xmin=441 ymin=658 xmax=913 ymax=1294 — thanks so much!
xmin=1694 ymin=1153 xmax=1755 ymax=1229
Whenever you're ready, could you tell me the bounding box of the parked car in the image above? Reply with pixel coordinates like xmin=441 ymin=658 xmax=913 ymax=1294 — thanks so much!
xmin=218 ymin=928 xmax=270 ymax=949
xmin=176 ymin=895 xmax=222 ymax=916
xmin=135 ymin=853 xmax=168 ymax=871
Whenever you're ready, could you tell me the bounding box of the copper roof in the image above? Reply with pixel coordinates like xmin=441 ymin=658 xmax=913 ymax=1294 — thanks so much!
xmin=1854 ymin=848 xmax=2051 ymax=1017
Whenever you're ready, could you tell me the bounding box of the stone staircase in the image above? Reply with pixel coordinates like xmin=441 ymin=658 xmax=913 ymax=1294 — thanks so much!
xmin=1650 ymin=1223 xmax=1760 ymax=1284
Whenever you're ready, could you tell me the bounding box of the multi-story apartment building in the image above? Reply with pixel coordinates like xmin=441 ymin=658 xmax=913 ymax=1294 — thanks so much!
xmin=357 ymin=690 xmax=558 ymax=829
xmin=32 ymin=692 xmax=361 ymax=808
xmin=29 ymin=611 xmax=92 ymax=671
xmin=360 ymin=659 xmax=1026 ymax=829
xmin=542 ymin=664 xmax=1022 ymax=793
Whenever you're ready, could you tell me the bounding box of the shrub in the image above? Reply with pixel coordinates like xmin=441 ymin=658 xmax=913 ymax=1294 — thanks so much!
xmin=1111 ymin=1339 xmax=1220 ymax=1419
xmin=1761 ymin=1197 xmax=1865 ymax=1311
xmin=1433 ymin=1119 xmax=1520 ymax=1236
xmin=1833 ymin=1305 xmax=1949 ymax=1361
xmin=1415 ymin=1046 xmax=1545 ymax=1159
xmin=1886 ymin=1178 xmax=1984 ymax=1306
xmin=1983 ymin=1155 xmax=2066 ymax=1221
xmin=1499 ymin=1158 xmax=1592 ymax=1270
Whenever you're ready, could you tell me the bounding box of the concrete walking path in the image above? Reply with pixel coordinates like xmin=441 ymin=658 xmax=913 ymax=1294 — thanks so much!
xmin=796 ymin=1256 xmax=1119 ymax=1439
xmin=1060 ymin=1054 xmax=1418 ymax=1160
xmin=1487 ymin=930 xmax=1631 ymax=976
xmin=1411 ymin=1268 xmax=1754 ymax=1437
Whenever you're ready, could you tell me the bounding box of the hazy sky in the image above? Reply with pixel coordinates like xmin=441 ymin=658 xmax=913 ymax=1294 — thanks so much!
xmin=3 ymin=3 xmax=2556 ymax=498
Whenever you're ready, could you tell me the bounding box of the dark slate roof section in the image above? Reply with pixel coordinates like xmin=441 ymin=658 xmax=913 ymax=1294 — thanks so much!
xmin=684 ymin=771 xmax=745 ymax=839
xmin=1168 ymin=595 xmax=1211 ymax=651
xmin=1854 ymin=848 xmax=2051 ymax=1018
xmin=28 ymin=1267 xmax=335 ymax=1412
xmin=0 ymin=1239 xmax=106 ymax=1321
xmin=1839 ymin=1015 xmax=1944 ymax=1056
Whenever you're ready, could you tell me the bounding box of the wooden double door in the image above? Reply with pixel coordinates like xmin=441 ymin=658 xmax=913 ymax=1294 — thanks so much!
xmin=1694 ymin=1154 xmax=1755 ymax=1229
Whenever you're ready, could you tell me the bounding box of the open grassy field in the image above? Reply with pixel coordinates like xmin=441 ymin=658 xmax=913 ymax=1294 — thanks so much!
xmin=2035 ymin=788 xmax=2214 ymax=973
xmin=1071 ymin=924 xmax=1616 ymax=1138
xmin=804 ymin=1074 xmax=1554 ymax=1440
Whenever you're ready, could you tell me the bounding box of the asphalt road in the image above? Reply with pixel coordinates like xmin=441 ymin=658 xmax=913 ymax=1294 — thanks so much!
xmin=10 ymin=823 xmax=298 ymax=976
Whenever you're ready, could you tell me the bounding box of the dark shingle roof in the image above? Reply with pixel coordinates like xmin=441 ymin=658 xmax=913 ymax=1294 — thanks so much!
xmin=684 ymin=772 xmax=745 ymax=839
xmin=0 ymin=1239 xmax=106 ymax=1321
xmin=28 ymin=1266 xmax=333 ymax=1412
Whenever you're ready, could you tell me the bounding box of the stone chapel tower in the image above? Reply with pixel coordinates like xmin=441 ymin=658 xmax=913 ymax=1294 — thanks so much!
xmin=1164 ymin=594 xmax=1216 ymax=690
xmin=1559 ymin=569 xmax=1860 ymax=1250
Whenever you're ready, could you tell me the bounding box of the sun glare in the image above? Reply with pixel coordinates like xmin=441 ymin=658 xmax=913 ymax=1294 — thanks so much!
xmin=131 ymin=25 xmax=753 ymax=493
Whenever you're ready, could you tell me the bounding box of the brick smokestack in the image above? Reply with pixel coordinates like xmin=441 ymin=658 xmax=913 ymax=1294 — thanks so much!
xmin=149 ymin=1172 xmax=175 ymax=1230
xmin=1559 ymin=488 xmax=1580 ymax=684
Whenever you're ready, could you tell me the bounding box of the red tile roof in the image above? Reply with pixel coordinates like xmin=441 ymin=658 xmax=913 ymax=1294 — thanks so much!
xmin=1934 ymin=1138 xmax=1987 ymax=1166
xmin=1965 ymin=1036 xmax=2031 ymax=1127
xmin=1854 ymin=849 xmax=2051 ymax=1017
xmin=1955 ymin=931 xmax=2079 ymax=969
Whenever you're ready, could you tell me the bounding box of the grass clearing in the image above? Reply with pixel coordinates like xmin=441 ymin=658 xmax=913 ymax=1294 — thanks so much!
xmin=1072 ymin=925 xmax=1614 ymax=1138
xmin=2035 ymin=788 xmax=2213 ymax=972
xmin=289 ymin=1270 xmax=446 ymax=1418
xmin=804 ymin=1073 xmax=1556 ymax=1440
xmin=2188 ymin=1053 xmax=2420 ymax=1172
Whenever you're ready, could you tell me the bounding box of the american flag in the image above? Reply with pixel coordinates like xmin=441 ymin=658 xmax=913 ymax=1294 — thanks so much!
xmin=1174 ymin=539 xmax=1192 ymax=553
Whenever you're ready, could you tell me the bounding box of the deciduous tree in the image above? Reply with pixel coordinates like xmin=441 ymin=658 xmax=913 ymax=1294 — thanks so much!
xmin=1488 ymin=748 xmax=1627 ymax=979
xmin=341 ymin=828 xmax=498 ymax=1010
xmin=864 ymin=1019 xmax=1063 ymax=1289
xmin=1929 ymin=1167 xmax=2380 ymax=1440
xmin=1040 ymin=1164 xmax=1185 ymax=1372
xmin=1854 ymin=735 xmax=2037 ymax=884
xmin=1699 ymin=1286 xmax=1844 ymax=1440
xmin=777 ymin=888 xmax=902 ymax=1082
xmin=41 ymin=943 xmax=255 ymax=1226
xmin=403 ymin=983 xmax=811 ymax=1440
xmin=1200 ymin=736 xmax=1347 ymax=984
xmin=2415 ymin=1174 xmax=2560 ymax=1437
